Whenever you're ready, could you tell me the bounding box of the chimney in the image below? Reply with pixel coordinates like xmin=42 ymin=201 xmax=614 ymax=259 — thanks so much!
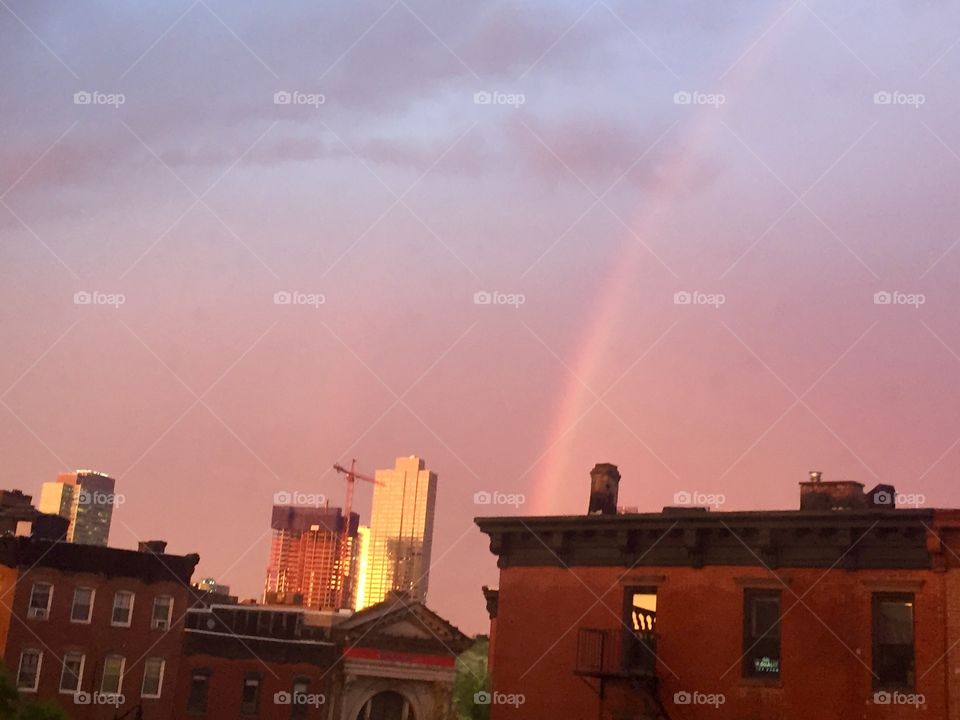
xmin=138 ymin=540 xmax=168 ymax=555
xmin=588 ymin=463 xmax=620 ymax=515
xmin=799 ymin=471 xmax=870 ymax=511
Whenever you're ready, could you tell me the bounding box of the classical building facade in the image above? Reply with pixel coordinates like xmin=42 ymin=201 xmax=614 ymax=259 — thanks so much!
xmin=477 ymin=464 xmax=960 ymax=720
xmin=175 ymin=592 xmax=469 ymax=720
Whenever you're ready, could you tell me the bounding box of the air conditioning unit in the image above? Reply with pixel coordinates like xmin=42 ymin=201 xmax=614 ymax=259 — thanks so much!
xmin=154 ymin=619 xmax=169 ymax=631
xmin=28 ymin=607 xmax=48 ymax=619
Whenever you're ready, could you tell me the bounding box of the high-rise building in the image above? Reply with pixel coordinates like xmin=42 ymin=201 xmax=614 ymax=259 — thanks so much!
xmin=37 ymin=470 xmax=115 ymax=546
xmin=264 ymin=505 xmax=360 ymax=610
xmin=354 ymin=525 xmax=370 ymax=609
xmin=362 ymin=456 xmax=437 ymax=609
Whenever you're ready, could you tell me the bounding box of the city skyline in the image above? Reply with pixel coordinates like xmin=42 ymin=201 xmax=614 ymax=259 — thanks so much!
xmin=4 ymin=0 xmax=960 ymax=640
xmin=37 ymin=470 xmax=116 ymax=547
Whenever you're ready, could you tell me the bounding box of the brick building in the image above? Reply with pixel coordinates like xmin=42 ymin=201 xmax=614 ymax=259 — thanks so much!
xmin=177 ymin=602 xmax=339 ymax=718
xmin=174 ymin=591 xmax=470 ymax=720
xmin=476 ymin=464 xmax=960 ymax=720
xmin=0 ymin=536 xmax=198 ymax=719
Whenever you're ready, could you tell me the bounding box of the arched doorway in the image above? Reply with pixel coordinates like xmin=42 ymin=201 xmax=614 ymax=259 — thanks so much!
xmin=356 ymin=690 xmax=415 ymax=720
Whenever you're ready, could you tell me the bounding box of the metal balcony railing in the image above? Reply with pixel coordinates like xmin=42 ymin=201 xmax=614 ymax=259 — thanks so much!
xmin=575 ymin=627 xmax=658 ymax=678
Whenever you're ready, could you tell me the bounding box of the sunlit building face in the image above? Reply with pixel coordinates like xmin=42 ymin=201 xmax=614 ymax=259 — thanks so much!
xmin=361 ymin=456 xmax=437 ymax=609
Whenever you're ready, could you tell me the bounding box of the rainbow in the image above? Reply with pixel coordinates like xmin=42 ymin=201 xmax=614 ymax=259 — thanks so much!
xmin=531 ymin=4 xmax=792 ymax=512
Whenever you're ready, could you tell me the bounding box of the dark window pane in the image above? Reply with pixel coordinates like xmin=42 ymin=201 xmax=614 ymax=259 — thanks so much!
xmin=873 ymin=594 xmax=915 ymax=688
xmin=743 ymin=590 xmax=781 ymax=678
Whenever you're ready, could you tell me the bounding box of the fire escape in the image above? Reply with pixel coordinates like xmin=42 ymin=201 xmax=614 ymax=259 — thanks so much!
xmin=575 ymin=603 xmax=670 ymax=720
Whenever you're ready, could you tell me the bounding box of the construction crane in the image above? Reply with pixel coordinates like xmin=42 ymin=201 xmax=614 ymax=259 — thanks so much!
xmin=332 ymin=460 xmax=383 ymax=609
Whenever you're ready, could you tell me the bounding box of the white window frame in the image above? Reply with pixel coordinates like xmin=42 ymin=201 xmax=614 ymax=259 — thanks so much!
xmin=70 ymin=587 xmax=95 ymax=624
xmin=140 ymin=657 xmax=165 ymax=699
xmin=27 ymin=583 xmax=53 ymax=620
xmin=59 ymin=652 xmax=85 ymax=694
xmin=16 ymin=649 xmax=42 ymax=692
xmin=151 ymin=595 xmax=173 ymax=631
xmin=111 ymin=591 xmax=135 ymax=627
xmin=100 ymin=655 xmax=125 ymax=695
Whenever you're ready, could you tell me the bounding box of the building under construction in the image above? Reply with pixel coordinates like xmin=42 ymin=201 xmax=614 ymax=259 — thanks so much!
xmin=263 ymin=504 xmax=361 ymax=610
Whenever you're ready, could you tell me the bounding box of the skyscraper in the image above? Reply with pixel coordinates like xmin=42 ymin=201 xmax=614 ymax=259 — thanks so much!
xmin=264 ymin=504 xmax=360 ymax=610
xmin=38 ymin=470 xmax=115 ymax=546
xmin=361 ymin=456 xmax=437 ymax=609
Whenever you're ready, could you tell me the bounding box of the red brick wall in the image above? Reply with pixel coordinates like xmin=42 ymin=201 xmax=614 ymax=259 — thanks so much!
xmin=2 ymin=567 xmax=190 ymax=720
xmin=174 ymin=652 xmax=333 ymax=719
xmin=489 ymin=564 xmax=952 ymax=720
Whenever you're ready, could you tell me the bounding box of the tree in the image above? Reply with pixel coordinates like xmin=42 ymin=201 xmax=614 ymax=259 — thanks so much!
xmin=453 ymin=637 xmax=490 ymax=720
xmin=0 ymin=668 xmax=68 ymax=720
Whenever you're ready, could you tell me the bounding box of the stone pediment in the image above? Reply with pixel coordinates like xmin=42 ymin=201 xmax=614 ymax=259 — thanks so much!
xmin=336 ymin=592 xmax=471 ymax=657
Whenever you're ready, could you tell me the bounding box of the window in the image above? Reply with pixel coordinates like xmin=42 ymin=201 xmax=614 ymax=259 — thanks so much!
xmin=241 ymin=673 xmax=261 ymax=715
xmin=27 ymin=583 xmax=53 ymax=620
xmin=16 ymin=649 xmax=42 ymax=691
xmin=873 ymin=593 xmax=915 ymax=688
xmin=290 ymin=678 xmax=310 ymax=719
xmin=71 ymin=587 xmax=95 ymax=623
xmin=101 ymin=655 xmax=125 ymax=695
xmin=59 ymin=652 xmax=85 ymax=694
xmin=152 ymin=595 xmax=173 ymax=630
xmin=112 ymin=591 xmax=134 ymax=627
xmin=622 ymin=588 xmax=657 ymax=674
xmin=141 ymin=658 xmax=165 ymax=698
xmin=187 ymin=670 xmax=211 ymax=714
xmin=743 ymin=589 xmax=781 ymax=678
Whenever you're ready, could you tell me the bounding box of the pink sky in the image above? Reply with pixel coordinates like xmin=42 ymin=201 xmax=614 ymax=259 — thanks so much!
xmin=2 ymin=0 xmax=960 ymax=634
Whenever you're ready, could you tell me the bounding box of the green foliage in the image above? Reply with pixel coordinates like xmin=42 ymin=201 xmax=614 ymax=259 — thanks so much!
xmin=0 ymin=668 xmax=69 ymax=720
xmin=454 ymin=637 xmax=490 ymax=720
xmin=11 ymin=701 xmax=70 ymax=720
